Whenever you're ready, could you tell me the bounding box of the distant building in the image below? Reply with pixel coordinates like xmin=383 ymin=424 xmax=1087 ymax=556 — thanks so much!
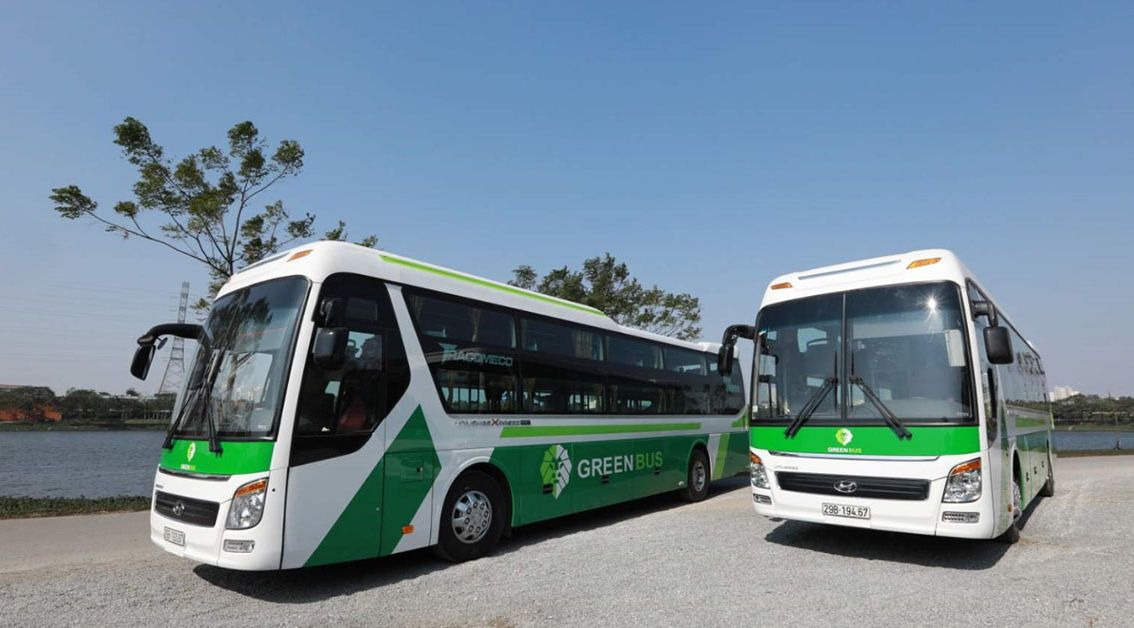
xmin=1050 ymin=386 xmax=1081 ymax=402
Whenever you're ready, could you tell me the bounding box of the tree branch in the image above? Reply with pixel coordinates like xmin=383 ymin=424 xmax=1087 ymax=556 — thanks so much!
xmin=86 ymin=211 xmax=212 ymax=266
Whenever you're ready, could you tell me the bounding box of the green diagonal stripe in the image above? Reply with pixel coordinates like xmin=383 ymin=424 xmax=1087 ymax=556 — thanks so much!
xmin=500 ymin=422 xmax=701 ymax=438
xmin=380 ymin=254 xmax=605 ymax=316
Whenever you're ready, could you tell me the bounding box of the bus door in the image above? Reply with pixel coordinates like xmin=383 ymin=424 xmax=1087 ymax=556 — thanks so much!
xmin=282 ymin=274 xmax=411 ymax=568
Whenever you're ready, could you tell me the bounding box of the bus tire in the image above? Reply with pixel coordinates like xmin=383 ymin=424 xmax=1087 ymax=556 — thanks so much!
xmin=434 ymin=470 xmax=505 ymax=563
xmin=680 ymin=448 xmax=710 ymax=503
xmin=998 ymin=475 xmax=1023 ymax=544
xmin=1040 ymin=459 xmax=1055 ymax=497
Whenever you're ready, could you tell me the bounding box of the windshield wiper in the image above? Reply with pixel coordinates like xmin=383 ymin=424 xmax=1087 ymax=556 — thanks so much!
xmin=849 ymin=375 xmax=912 ymax=440
xmin=161 ymin=334 xmax=222 ymax=454
xmin=784 ymin=377 xmax=838 ymax=438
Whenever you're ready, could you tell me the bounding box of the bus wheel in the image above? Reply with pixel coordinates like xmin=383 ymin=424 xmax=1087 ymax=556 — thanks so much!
xmin=998 ymin=476 xmax=1022 ymax=544
xmin=1040 ymin=456 xmax=1055 ymax=497
xmin=680 ymin=448 xmax=710 ymax=503
xmin=435 ymin=470 xmax=505 ymax=563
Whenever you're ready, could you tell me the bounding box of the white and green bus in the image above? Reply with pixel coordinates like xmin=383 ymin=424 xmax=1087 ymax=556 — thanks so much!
xmin=718 ymin=249 xmax=1053 ymax=542
xmin=131 ymin=241 xmax=748 ymax=570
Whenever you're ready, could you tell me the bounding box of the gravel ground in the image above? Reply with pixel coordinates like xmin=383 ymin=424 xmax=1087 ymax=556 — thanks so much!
xmin=1 ymin=456 xmax=1131 ymax=627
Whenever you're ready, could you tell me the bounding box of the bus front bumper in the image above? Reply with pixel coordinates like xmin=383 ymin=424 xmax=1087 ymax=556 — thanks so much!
xmin=149 ymin=467 xmax=285 ymax=571
xmin=750 ymin=457 xmax=996 ymax=540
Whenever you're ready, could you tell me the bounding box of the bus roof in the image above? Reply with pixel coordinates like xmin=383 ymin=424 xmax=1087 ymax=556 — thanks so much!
xmin=759 ymin=248 xmax=1038 ymax=353
xmin=760 ymin=249 xmax=970 ymax=307
xmin=222 ymin=241 xmax=720 ymax=353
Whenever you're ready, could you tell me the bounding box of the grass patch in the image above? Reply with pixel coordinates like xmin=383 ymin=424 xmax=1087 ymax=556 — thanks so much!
xmin=0 ymin=496 xmax=151 ymax=519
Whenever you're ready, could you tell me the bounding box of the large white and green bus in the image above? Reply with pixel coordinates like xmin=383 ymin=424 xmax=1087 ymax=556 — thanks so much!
xmin=131 ymin=241 xmax=748 ymax=570
xmin=718 ymin=249 xmax=1053 ymax=542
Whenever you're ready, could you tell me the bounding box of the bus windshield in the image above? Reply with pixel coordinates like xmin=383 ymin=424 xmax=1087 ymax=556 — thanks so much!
xmin=753 ymin=282 xmax=973 ymax=424
xmin=174 ymin=276 xmax=308 ymax=439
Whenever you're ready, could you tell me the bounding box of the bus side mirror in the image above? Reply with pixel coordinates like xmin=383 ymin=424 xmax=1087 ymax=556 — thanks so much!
xmin=717 ymin=344 xmax=736 ymax=375
xmin=984 ymin=326 xmax=1014 ymax=365
xmin=717 ymin=324 xmax=756 ymax=375
xmin=312 ymin=327 xmax=350 ymax=369
xmin=130 ymin=345 xmax=157 ymax=380
xmin=130 ymin=323 xmax=203 ymax=380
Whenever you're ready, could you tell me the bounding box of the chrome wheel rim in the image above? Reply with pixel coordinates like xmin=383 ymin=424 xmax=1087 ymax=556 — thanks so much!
xmin=692 ymin=460 xmax=707 ymax=493
xmin=452 ymin=489 xmax=492 ymax=544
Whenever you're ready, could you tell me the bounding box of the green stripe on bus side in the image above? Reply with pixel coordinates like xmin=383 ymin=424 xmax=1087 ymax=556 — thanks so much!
xmin=159 ymin=440 xmax=274 ymax=475
xmin=750 ymin=425 xmax=981 ymax=456
xmin=500 ymin=422 xmax=702 ymax=438
xmin=380 ymin=254 xmax=605 ymax=316
xmin=713 ymin=433 xmax=730 ymax=480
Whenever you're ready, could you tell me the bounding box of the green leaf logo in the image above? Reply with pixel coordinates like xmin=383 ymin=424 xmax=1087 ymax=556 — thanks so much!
xmin=187 ymin=442 xmax=197 ymax=462
xmin=835 ymin=428 xmax=853 ymax=447
xmin=539 ymin=444 xmax=572 ymax=499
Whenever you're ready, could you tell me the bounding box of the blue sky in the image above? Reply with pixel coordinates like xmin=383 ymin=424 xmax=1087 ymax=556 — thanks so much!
xmin=1 ymin=1 xmax=1131 ymax=395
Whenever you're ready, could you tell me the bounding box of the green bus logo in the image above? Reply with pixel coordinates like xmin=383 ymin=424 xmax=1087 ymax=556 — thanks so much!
xmin=540 ymin=445 xmax=572 ymax=499
xmin=836 ymin=428 xmax=854 ymax=447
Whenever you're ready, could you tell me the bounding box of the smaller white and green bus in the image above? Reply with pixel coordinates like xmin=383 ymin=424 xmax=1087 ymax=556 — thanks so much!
xmin=131 ymin=241 xmax=748 ymax=570
xmin=718 ymin=249 xmax=1053 ymax=542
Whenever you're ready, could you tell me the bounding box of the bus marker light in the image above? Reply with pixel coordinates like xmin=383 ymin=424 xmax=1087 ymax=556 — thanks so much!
xmin=402 ymin=525 xmax=415 ymax=534
xmin=906 ymin=257 xmax=941 ymax=269
xmin=770 ymin=282 xmax=793 ymax=290
xmin=288 ymin=249 xmax=313 ymax=261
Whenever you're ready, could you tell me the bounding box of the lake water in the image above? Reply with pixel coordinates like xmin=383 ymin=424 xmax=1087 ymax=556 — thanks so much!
xmin=0 ymin=429 xmax=1131 ymax=497
xmin=0 ymin=431 xmax=166 ymax=498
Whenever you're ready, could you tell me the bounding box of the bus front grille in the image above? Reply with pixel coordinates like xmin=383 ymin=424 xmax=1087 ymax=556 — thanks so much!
xmin=775 ymin=472 xmax=930 ymax=501
xmin=154 ymin=491 xmax=220 ymax=527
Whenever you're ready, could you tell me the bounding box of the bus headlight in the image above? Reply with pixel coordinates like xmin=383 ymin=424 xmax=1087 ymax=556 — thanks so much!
xmin=942 ymin=458 xmax=981 ymax=503
xmin=226 ymin=478 xmax=268 ymax=530
xmin=750 ymin=452 xmax=769 ymax=489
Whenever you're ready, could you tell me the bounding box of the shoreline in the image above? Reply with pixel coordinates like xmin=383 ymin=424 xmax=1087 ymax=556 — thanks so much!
xmin=0 ymin=423 xmax=166 ymax=432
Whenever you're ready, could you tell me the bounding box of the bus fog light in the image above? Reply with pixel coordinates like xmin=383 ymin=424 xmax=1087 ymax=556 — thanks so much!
xmin=753 ymin=494 xmax=772 ymax=505
xmin=750 ymin=452 xmax=769 ymax=489
xmin=223 ymin=539 xmax=255 ymax=553
xmin=942 ymin=512 xmax=980 ymax=524
xmin=226 ymin=478 xmax=268 ymax=530
xmin=942 ymin=458 xmax=982 ymax=503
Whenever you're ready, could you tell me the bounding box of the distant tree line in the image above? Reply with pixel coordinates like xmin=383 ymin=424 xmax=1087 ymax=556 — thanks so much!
xmin=0 ymin=386 xmax=175 ymax=424
xmin=1050 ymin=394 xmax=1134 ymax=425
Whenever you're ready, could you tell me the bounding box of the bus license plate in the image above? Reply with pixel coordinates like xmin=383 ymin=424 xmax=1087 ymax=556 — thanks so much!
xmin=163 ymin=526 xmax=185 ymax=546
xmin=822 ymin=503 xmax=870 ymax=520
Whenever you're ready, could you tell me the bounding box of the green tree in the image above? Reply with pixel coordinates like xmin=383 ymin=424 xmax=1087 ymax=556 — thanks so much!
xmin=510 ymin=253 xmax=702 ymax=340
xmin=50 ymin=117 xmax=376 ymax=305
xmin=0 ymin=386 xmax=57 ymax=419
